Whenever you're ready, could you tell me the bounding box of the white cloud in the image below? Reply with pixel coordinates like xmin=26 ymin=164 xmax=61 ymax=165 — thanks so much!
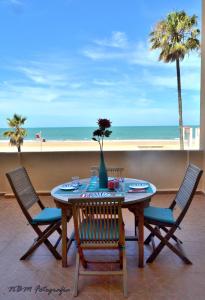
xmin=17 ymin=66 xmax=68 ymax=86
xmin=10 ymin=59 xmax=85 ymax=89
xmin=93 ymin=79 xmax=121 ymax=86
xmin=82 ymin=48 xmax=125 ymax=61
xmin=136 ymin=98 xmax=154 ymax=106
xmin=130 ymin=45 xmax=200 ymax=69
xmin=0 ymin=50 xmax=200 ymax=127
xmin=144 ymin=71 xmax=200 ymax=91
xmin=1 ymin=0 xmax=24 ymax=12
xmin=106 ymin=107 xmax=180 ymax=126
xmin=181 ymin=53 xmax=201 ymax=69
xmin=0 ymin=82 xmax=61 ymax=103
xmin=82 ymin=35 xmax=201 ymax=70
xmin=82 ymin=36 xmax=160 ymax=65
xmin=2 ymin=0 xmax=23 ymax=4
xmin=94 ymin=31 xmax=128 ymax=49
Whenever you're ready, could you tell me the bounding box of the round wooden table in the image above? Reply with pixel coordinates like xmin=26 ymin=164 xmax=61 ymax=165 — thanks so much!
xmin=51 ymin=178 xmax=156 ymax=268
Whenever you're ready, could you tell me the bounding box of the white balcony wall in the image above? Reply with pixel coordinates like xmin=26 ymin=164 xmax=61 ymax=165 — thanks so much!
xmin=200 ymin=0 xmax=205 ymax=189
xmin=0 ymin=150 xmax=203 ymax=195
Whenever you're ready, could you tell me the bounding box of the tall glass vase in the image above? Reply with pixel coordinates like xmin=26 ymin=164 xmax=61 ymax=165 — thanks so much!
xmin=99 ymin=150 xmax=108 ymax=188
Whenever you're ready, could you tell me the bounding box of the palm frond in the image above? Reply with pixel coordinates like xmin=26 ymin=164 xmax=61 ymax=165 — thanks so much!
xmin=149 ymin=10 xmax=200 ymax=63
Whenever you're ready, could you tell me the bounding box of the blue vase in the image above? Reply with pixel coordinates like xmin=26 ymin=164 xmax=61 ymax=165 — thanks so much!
xmin=99 ymin=151 xmax=108 ymax=188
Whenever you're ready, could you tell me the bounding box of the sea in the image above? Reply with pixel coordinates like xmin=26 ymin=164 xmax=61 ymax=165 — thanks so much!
xmin=0 ymin=126 xmax=199 ymax=141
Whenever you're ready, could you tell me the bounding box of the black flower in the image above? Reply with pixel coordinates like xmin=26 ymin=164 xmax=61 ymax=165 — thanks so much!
xmin=98 ymin=118 xmax=111 ymax=129
xmin=92 ymin=118 xmax=112 ymax=151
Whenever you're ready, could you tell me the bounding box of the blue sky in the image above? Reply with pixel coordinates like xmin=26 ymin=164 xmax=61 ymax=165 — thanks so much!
xmin=0 ymin=0 xmax=201 ymax=127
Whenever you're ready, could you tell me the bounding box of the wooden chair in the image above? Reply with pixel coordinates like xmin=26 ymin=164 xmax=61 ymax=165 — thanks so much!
xmin=6 ymin=167 xmax=71 ymax=260
xmin=90 ymin=166 xmax=124 ymax=178
xmin=141 ymin=164 xmax=203 ymax=264
xmin=70 ymin=196 xmax=127 ymax=297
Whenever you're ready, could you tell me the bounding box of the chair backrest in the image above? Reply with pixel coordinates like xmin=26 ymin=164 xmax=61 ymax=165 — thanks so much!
xmin=70 ymin=196 xmax=124 ymax=246
xmin=6 ymin=167 xmax=40 ymax=220
xmin=172 ymin=164 xmax=203 ymax=222
xmin=90 ymin=166 xmax=124 ymax=178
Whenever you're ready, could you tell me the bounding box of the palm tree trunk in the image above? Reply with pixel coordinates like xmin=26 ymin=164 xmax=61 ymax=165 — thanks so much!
xmin=176 ymin=58 xmax=184 ymax=150
xmin=17 ymin=145 xmax=21 ymax=153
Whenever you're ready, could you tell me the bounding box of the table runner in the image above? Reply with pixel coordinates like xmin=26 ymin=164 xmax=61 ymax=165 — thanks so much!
xmin=55 ymin=179 xmax=153 ymax=196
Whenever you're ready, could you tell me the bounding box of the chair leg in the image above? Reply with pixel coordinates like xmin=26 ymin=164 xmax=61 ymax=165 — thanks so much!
xmin=145 ymin=223 xmax=192 ymax=264
xmin=147 ymin=237 xmax=192 ymax=264
xmin=145 ymin=223 xmax=170 ymax=263
xmin=144 ymin=232 xmax=155 ymax=245
xmin=160 ymin=226 xmax=183 ymax=244
xmin=119 ymin=247 xmax=123 ymax=269
xmin=78 ymin=246 xmax=87 ymax=269
xmin=122 ymin=249 xmax=128 ymax=297
xmin=134 ymin=216 xmax=138 ymax=237
xmin=21 ymin=222 xmax=61 ymax=260
xmin=44 ymin=239 xmax=62 ymax=259
xmin=57 ymin=225 xmax=70 ymax=243
xmin=21 ymin=236 xmax=61 ymax=260
xmin=67 ymin=233 xmax=74 ymax=253
xmin=54 ymin=236 xmax=62 ymax=249
xmin=20 ymin=241 xmax=40 ymax=260
xmin=38 ymin=223 xmax=62 ymax=259
xmin=36 ymin=224 xmax=63 ymax=249
xmin=73 ymin=252 xmax=80 ymax=297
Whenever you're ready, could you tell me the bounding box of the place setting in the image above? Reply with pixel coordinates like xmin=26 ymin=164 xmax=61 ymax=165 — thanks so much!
xmin=126 ymin=181 xmax=152 ymax=193
xmin=58 ymin=176 xmax=86 ymax=194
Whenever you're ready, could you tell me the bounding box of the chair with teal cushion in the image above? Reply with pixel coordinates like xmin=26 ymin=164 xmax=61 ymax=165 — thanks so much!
xmin=71 ymin=196 xmax=127 ymax=297
xmin=141 ymin=164 xmax=203 ymax=264
xmin=6 ymin=167 xmax=71 ymax=260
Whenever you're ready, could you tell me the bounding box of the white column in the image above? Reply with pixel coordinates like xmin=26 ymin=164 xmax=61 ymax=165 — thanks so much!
xmin=200 ymin=0 xmax=205 ymax=149
xmin=200 ymin=0 xmax=205 ymax=193
xmin=195 ymin=127 xmax=200 ymax=147
xmin=189 ymin=128 xmax=193 ymax=148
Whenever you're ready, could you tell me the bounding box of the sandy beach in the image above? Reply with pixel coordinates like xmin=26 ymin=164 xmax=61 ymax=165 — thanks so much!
xmin=0 ymin=139 xmax=199 ymax=152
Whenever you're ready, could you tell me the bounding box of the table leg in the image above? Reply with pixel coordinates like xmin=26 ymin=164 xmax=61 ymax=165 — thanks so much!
xmin=128 ymin=203 xmax=145 ymax=268
xmin=137 ymin=205 xmax=144 ymax=268
xmin=61 ymin=207 xmax=68 ymax=267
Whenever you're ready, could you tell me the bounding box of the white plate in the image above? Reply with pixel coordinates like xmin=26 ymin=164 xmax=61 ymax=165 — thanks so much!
xmin=129 ymin=183 xmax=149 ymax=189
xmin=60 ymin=184 xmax=76 ymax=191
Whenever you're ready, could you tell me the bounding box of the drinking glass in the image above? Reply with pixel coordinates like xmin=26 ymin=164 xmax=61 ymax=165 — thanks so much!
xmin=71 ymin=176 xmax=80 ymax=188
xmin=90 ymin=169 xmax=98 ymax=184
xmin=118 ymin=177 xmax=125 ymax=192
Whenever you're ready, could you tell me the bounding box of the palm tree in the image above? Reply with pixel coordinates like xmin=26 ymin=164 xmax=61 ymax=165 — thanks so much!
xmin=150 ymin=11 xmax=200 ymax=149
xmin=3 ymin=114 xmax=27 ymax=152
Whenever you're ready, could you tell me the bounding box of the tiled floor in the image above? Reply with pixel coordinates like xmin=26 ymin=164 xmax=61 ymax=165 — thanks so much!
xmin=0 ymin=194 xmax=205 ymax=300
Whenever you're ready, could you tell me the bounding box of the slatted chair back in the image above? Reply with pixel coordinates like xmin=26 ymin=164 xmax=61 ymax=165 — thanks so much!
xmin=71 ymin=197 xmax=124 ymax=247
xmin=6 ymin=167 xmax=41 ymax=223
xmin=90 ymin=166 xmax=124 ymax=178
xmin=171 ymin=164 xmax=203 ymax=222
xmin=71 ymin=196 xmax=127 ymax=297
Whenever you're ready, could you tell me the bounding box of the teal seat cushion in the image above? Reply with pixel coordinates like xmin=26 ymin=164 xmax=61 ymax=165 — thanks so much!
xmin=32 ymin=208 xmax=61 ymax=224
xmin=144 ymin=206 xmax=175 ymax=224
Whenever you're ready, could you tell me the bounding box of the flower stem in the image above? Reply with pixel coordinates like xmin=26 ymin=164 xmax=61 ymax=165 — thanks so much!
xmin=102 ymin=135 xmax=104 ymax=151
